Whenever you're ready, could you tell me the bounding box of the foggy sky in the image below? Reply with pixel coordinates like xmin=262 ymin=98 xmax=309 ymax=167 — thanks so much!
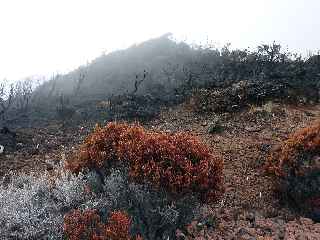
xmin=0 ymin=0 xmax=319 ymax=81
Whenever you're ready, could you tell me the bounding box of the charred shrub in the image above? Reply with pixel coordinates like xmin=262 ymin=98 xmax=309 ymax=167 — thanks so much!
xmin=56 ymin=94 xmax=75 ymax=125
xmin=66 ymin=122 xmax=224 ymax=203
xmin=108 ymin=94 xmax=162 ymax=121
xmin=189 ymin=79 xmax=294 ymax=114
xmin=266 ymin=121 xmax=320 ymax=213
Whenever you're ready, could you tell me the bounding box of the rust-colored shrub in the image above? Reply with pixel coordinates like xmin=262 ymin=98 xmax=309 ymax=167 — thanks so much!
xmin=66 ymin=122 xmax=224 ymax=203
xmin=266 ymin=121 xmax=320 ymax=209
xmin=66 ymin=123 xmax=130 ymax=172
xmin=104 ymin=211 xmax=133 ymax=240
xmin=266 ymin=121 xmax=320 ymax=177
xmin=63 ymin=209 xmax=103 ymax=240
xmin=63 ymin=209 xmax=140 ymax=240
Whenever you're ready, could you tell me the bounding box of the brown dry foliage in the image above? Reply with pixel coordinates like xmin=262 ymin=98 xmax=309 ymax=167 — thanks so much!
xmin=266 ymin=120 xmax=320 ymax=177
xmin=63 ymin=209 xmax=141 ymax=240
xmin=66 ymin=122 xmax=224 ymax=203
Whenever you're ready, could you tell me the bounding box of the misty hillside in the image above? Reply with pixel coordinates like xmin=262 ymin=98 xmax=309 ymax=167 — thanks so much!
xmin=0 ymin=34 xmax=320 ymax=239
xmin=23 ymin=34 xmax=198 ymax=122
xmin=37 ymin=34 xmax=192 ymax=97
xmin=23 ymin=34 xmax=319 ymax=125
xmin=0 ymin=34 xmax=319 ymax=127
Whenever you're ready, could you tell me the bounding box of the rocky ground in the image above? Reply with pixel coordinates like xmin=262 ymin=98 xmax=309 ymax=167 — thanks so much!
xmin=146 ymin=101 xmax=320 ymax=239
xmin=1 ymin=101 xmax=320 ymax=239
xmin=0 ymin=122 xmax=95 ymax=176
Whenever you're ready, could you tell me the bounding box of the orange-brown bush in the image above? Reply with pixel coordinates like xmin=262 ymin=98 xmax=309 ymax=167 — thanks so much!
xmin=266 ymin=121 xmax=320 ymax=177
xmin=63 ymin=209 xmax=141 ymax=240
xmin=63 ymin=209 xmax=102 ymax=240
xmin=66 ymin=123 xmax=129 ymax=172
xmin=265 ymin=120 xmax=320 ymax=209
xmin=66 ymin=122 xmax=224 ymax=203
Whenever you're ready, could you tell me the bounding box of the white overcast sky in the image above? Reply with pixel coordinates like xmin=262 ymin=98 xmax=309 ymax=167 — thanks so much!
xmin=0 ymin=0 xmax=319 ymax=80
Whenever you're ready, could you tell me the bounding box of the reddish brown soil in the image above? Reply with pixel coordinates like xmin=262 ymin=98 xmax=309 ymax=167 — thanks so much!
xmin=0 ymin=123 xmax=94 ymax=176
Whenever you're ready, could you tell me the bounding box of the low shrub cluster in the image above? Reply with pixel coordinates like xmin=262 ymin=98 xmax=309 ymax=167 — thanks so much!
xmin=0 ymin=123 xmax=223 ymax=239
xmin=107 ymin=94 xmax=165 ymax=122
xmin=189 ymin=79 xmax=314 ymax=114
xmin=0 ymin=167 xmax=197 ymax=239
xmin=266 ymin=121 xmax=320 ymax=212
xmin=66 ymin=122 xmax=224 ymax=203
xmin=0 ymin=170 xmax=90 ymax=239
xmin=89 ymin=169 xmax=200 ymax=239
xmin=64 ymin=209 xmax=141 ymax=240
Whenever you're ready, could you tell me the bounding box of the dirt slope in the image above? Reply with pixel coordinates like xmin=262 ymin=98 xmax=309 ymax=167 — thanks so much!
xmin=146 ymin=102 xmax=320 ymax=239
